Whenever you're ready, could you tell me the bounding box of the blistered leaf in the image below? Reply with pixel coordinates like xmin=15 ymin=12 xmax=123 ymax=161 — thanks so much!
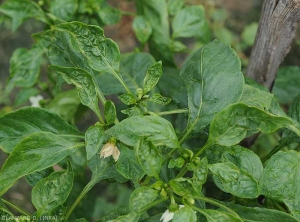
xmin=201 ymin=210 xmax=242 ymax=222
xmin=0 ymin=132 xmax=83 ymax=195
xmin=132 ymin=15 xmax=152 ymax=44
xmin=136 ymin=139 xmax=162 ymax=178
xmin=192 ymin=157 xmax=208 ymax=189
xmin=25 ymin=168 xmax=54 ymax=187
xmin=167 ymin=0 xmax=184 ymax=16
xmin=108 ymin=212 xmax=140 ymax=222
xmin=118 ymin=94 xmax=136 ymax=105
xmin=104 ymin=101 xmax=117 ymax=125
xmin=173 ymin=206 xmax=197 ymax=222
xmin=148 ymin=94 xmax=172 ymax=105
xmin=208 ymin=103 xmax=293 ymax=146
xmin=169 ymin=178 xmax=199 ymax=197
xmin=169 ymin=40 xmax=187 ymax=53
xmin=172 ymin=6 xmax=210 ymax=40
xmin=32 ymin=161 xmax=73 ymax=216
xmin=143 ymin=61 xmax=162 ymax=94
xmin=272 ymin=66 xmax=300 ymax=104
xmin=180 ymin=40 xmax=244 ymax=141
xmin=85 ymin=125 xmax=107 ymax=160
xmin=50 ymin=66 xmax=102 ymax=118
xmin=116 ymin=144 xmax=144 ymax=182
xmin=0 ymin=107 xmax=83 ymax=153
xmin=239 ymin=84 xmax=273 ymax=109
xmin=209 ymin=162 xmax=259 ymax=198
xmin=7 ymin=46 xmax=43 ymax=89
xmin=129 ymin=187 xmax=159 ymax=213
xmin=105 ymin=116 xmax=180 ymax=149
xmin=121 ymin=106 xmax=143 ymax=117
xmin=0 ymin=0 xmax=47 ymax=31
xmin=50 ymin=0 xmax=78 ymax=21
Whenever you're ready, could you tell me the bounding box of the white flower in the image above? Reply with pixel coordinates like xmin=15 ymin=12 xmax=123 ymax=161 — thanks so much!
xmin=99 ymin=142 xmax=120 ymax=162
xmin=29 ymin=95 xmax=43 ymax=107
xmin=160 ymin=205 xmax=184 ymax=222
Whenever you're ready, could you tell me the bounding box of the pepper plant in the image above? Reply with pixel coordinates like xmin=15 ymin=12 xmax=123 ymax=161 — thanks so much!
xmin=0 ymin=0 xmax=300 ymax=221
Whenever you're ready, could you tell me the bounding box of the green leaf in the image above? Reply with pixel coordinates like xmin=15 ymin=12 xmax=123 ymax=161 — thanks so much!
xmin=50 ymin=0 xmax=78 ymax=21
xmin=132 ymin=15 xmax=152 ymax=44
xmin=105 ymin=116 xmax=180 ymax=149
xmin=201 ymin=209 xmax=242 ymax=222
xmin=241 ymin=23 xmax=258 ymax=47
xmin=53 ymin=21 xmax=120 ymax=74
xmin=136 ymin=139 xmax=162 ymax=178
xmin=45 ymin=89 xmax=81 ymax=123
xmin=25 ymin=167 xmax=54 ymax=187
xmin=143 ymin=61 xmax=162 ymax=94
xmin=32 ymin=161 xmax=73 ymax=216
xmin=85 ymin=125 xmax=108 ymax=160
xmin=0 ymin=0 xmax=47 ymax=31
xmin=121 ymin=106 xmax=143 ymax=117
xmin=169 ymin=178 xmax=199 ymax=196
xmin=14 ymin=87 xmax=39 ymax=106
xmin=129 ymin=187 xmax=159 ymax=213
xmin=208 ymin=103 xmax=293 ymax=146
xmin=7 ymin=46 xmax=43 ymax=88
xmin=148 ymin=94 xmax=172 ymax=105
xmin=116 ymin=144 xmax=144 ymax=182
xmin=260 ymin=151 xmax=300 ymax=201
xmin=172 ymin=6 xmax=210 ymax=40
xmin=118 ymin=94 xmax=136 ymax=105
xmin=0 ymin=107 xmax=83 ymax=153
xmin=105 ymin=101 xmax=117 ymax=125
xmin=108 ymin=212 xmax=140 ymax=222
xmin=191 ymin=157 xmax=208 ymax=189
xmin=239 ymin=84 xmax=273 ymax=109
xmin=0 ymin=132 xmax=83 ymax=195
xmin=272 ymin=66 xmax=300 ymax=104
xmin=209 ymin=162 xmax=259 ymax=198
xmin=226 ymin=203 xmax=299 ymax=222
xmin=50 ymin=66 xmax=102 ymax=119
xmin=169 ymin=40 xmax=187 ymax=53
xmin=98 ymin=5 xmax=121 ymax=25
xmin=180 ymin=40 xmax=244 ymax=141
xmin=0 ymin=199 xmax=15 ymax=220
xmin=167 ymin=0 xmax=184 ymax=16
xmin=173 ymin=205 xmax=197 ymax=222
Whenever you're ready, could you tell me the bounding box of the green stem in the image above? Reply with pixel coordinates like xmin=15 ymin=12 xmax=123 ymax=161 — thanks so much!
xmin=140 ymin=197 xmax=168 ymax=213
xmin=110 ymin=68 xmax=131 ymax=95
xmin=1 ymin=198 xmax=30 ymax=216
xmin=156 ymin=109 xmax=188 ymax=116
xmin=65 ymin=181 xmax=94 ymax=219
xmin=192 ymin=196 xmax=242 ymax=219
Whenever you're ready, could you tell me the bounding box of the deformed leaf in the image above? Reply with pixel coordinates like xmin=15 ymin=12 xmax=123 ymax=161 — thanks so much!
xmin=0 ymin=107 xmax=83 ymax=153
xmin=32 ymin=161 xmax=74 ymax=216
xmin=49 ymin=0 xmax=78 ymax=21
xmin=7 ymin=46 xmax=43 ymax=89
xmin=105 ymin=100 xmax=117 ymax=125
xmin=121 ymin=106 xmax=143 ymax=117
xmin=173 ymin=205 xmax=197 ymax=222
xmin=208 ymin=103 xmax=293 ymax=146
xmin=143 ymin=61 xmax=162 ymax=94
xmin=179 ymin=40 xmax=244 ymax=141
xmin=129 ymin=186 xmax=159 ymax=213
xmin=148 ymin=94 xmax=172 ymax=105
xmin=132 ymin=15 xmax=152 ymax=44
xmin=85 ymin=125 xmax=108 ymax=160
xmin=209 ymin=162 xmax=259 ymax=198
xmin=50 ymin=66 xmax=102 ymax=118
xmin=105 ymin=116 xmax=180 ymax=149
xmin=25 ymin=167 xmax=54 ymax=187
xmin=201 ymin=209 xmax=242 ymax=222
xmin=169 ymin=178 xmax=199 ymax=197
xmin=108 ymin=212 xmax=140 ymax=222
xmin=0 ymin=132 xmax=83 ymax=195
xmin=118 ymin=94 xmax=136 ymax=105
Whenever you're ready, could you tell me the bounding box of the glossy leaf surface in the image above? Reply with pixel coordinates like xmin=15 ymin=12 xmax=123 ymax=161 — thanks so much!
xmin=173 ymin=206 xmax=197 ymax=222
xmin=129 ymin=187 xmax=159 ymax=213
xmin=202 ymin=210 xmax=242 ymax=222
xmin=85 ymin=125 xmax=107 ymax=160
xmin=104 ymin=101 xmax=117 ymax=125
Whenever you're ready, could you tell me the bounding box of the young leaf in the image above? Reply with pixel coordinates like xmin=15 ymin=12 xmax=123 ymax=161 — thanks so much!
xmin=0 ymin=107 xmax=83 ymax=153
xmin=32 ymin=161 xmax=74 ymax=216
xmin=105 ymin=101 xmax=117 ymax=125
xmin=191 ymin=157 xmax=208 ymax=190
xmin=85 ymin=125 xmax=108 ymax=160
xmin=148 ymin=94 xmax=172 ymax=105
xmin=132 ymin=15 xmax=152 ymax=44
xmin=116 ymin=144 xmax=144 ymax=182
xmin=50 ymin=66 xmax=102 ymax=119
xmin=98 ymin=5 xmax=121 ymax=25
xmin=136 ymin=139 xmax=162 ymax=178
xmin=208 ymin=103 xmax=293 ymax=146
xmin=0 ymin=0 xmax=47 ymax=31
xmin=209 ymin=162 xmax=259 ymax=198
xmin=167 ymin=0 xmax=184 ymax=16
xmin=143 ymin=61 xmax=162 ymax=94
xmin=179 ymin=40 xmax=244 ymax=142
xmin=121 ymin=106 xmax=144 ymax=117
xmin=49 ymin=0 xmax=78 ymax=21
xmin=172 ymin=5 xmax=210 ymax=40
xmin=260 ymin=151 xmax=300 ymax=201
xmin=118 ymin=94 xmax=136 ymax=105
xmin=173 ymin=206 xmax=197 ymax=222
xmin=0 ymin=132 xmax=83 ymax=195
xmin=7 ymin=46 xmax=43 ymax=89
xmin=239 ymin=84 xmax=273 ymax=109
xmin=105 ymin=116 xmax=180 ymax=149
xmin=201 ymin=210 xmax=242 ymax=222
xmin=169 ymin=178 xmax=200 ymax=197
xmin=226 ymin=203 xmax=299 ymax=222
xmin=129 ymin=187 xmax=159 ymax=213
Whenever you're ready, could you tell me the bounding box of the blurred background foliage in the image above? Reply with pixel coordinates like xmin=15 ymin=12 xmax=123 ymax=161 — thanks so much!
xmin=0 ymin=0 xmax=299 ymax=221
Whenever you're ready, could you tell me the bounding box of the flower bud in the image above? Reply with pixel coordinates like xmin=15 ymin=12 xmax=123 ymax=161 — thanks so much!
xmin=99 ymin=142 xmax=120 ymax=162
